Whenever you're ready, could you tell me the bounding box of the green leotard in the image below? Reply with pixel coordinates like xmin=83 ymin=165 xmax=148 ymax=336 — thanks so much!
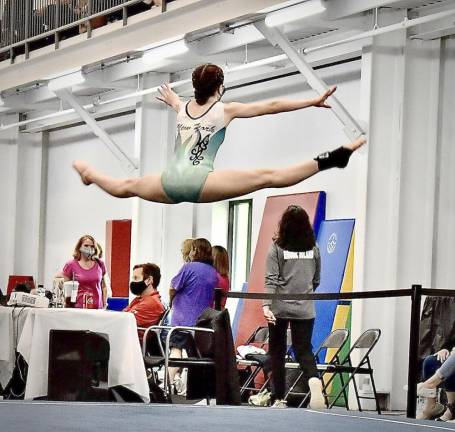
xmin=161 ymin=101 xmax=226 ymax=203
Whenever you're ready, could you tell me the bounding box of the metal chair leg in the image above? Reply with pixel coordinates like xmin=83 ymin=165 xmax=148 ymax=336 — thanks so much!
xmin=338 ymin=371 xmax=350 ymax=410
xmin=370 ymin=371 xmax=381 ymax=414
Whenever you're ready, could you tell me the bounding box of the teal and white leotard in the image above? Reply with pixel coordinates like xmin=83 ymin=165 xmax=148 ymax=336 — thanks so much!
xmin=161 ymin=100 xmax=226 ymax=203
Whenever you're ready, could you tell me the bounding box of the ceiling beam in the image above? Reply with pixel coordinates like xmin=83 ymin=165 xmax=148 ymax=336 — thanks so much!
xmin=256 ymin=21 xmax=365 ymax=140
xmin=0 ymin=95 xmax=60 ymax=111
xmin=410 ymin=2 xmax=455 ymax=40
xmin=54 ymin=88 xmax=138 ymax=172
xmin=192 ymin=25 xmax=265 ymax=55
xmin=323 ymin=0 xmax=406 ymax=20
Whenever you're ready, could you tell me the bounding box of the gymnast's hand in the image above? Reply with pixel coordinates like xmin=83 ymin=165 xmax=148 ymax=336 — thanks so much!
xmin=313 ymin=86 xmax=337 ymax=109
xmin=263 ymin=306 xmax=276 ymax=325
xmin=156 ymin=83 xmax=181 ymax=112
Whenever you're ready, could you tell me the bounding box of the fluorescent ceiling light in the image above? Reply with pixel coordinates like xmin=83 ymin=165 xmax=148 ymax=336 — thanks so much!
xmin=265 ymin=0 xmax=327 ymax=27
xmin=259 ymin=0 xmax=302 ymax=14
xmin=48 ymin=70 xmax=86 ymax=92
xmin=44 ymin=67 xmax=81 ymax=81
xmin=138 ymin=34 xmax=186 ymax=52
xmin=142 ymin=39 xmax=189 ymax=65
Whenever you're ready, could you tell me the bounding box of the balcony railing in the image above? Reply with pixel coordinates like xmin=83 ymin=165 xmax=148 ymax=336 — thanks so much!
xmin=0 ymin=0 xmax=171 ymax=63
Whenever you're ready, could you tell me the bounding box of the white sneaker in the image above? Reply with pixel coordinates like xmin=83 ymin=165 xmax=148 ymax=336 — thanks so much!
xmin=416 ymin=382 xmax=437 ymax=398
xmin=271 ymin=399 xmax=287 ymax=408
xmin=248 ymin=389 xmax=272 ymax=407
xmin=417 ymin=402 xmax=445 ymax=420
xmin=173 ymin=375 xmax=187 ymax=396
xmin=439 ymin=405 xmax=455 ymax=422
xmin=308 ymin=377 xmax=325 ymax=409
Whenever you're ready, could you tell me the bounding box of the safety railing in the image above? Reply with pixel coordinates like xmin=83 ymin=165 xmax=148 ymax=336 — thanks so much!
xmin=0 ymin=0 xmax=171 ymax=63
xmin=214 ymin=284 xmax=455 ymax=418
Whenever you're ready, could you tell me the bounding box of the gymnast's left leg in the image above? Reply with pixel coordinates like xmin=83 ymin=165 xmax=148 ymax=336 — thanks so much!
xmin=72 ymin=161 xmax=172 ymax=203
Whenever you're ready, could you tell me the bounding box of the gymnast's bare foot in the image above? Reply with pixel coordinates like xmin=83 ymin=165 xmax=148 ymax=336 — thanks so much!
xmin=73 ymin=160 xmax=93 ymax=185
xmin=344 ymin=135 xmax=366 ymax=152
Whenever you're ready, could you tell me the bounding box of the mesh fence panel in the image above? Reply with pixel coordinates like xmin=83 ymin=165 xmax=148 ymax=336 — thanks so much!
xmin=0 ymin=0 xmax=158 ymax=48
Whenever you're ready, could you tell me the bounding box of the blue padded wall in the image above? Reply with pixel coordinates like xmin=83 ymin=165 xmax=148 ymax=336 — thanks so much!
xmin=312 ymin=219 xmax=355 ymax=362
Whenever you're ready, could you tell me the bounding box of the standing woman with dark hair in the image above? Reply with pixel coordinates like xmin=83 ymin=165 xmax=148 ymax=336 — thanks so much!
xmin=212 ymin=245 xmax=230 ymax=309
xmin=73 ymin=64 xmax=365 ymax=204
xmin=263 ymin=205 xmax=323 ymax=408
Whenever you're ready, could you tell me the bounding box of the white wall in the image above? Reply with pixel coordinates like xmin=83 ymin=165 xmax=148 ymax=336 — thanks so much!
xmin=43 ymin=115 xmax=134 ymax=289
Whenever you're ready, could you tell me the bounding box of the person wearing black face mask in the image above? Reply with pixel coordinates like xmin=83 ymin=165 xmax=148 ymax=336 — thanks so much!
xmin=124 ymin=263 xmax=165 ymax=341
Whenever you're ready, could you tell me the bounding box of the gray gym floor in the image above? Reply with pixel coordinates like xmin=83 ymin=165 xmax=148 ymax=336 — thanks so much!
xmin=1 ymin=401 xmax=455 ymax=432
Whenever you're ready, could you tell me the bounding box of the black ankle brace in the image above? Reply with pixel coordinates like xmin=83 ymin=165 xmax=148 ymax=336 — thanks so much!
xmin=314 ymin=146 xmax=353 ymax=171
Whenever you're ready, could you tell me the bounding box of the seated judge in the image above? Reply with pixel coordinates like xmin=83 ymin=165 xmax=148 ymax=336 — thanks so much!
xmin=124 ymin=263 xmax=165 ymax=338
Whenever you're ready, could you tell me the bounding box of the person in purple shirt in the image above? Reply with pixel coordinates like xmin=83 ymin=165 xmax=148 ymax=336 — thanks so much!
xmin=168 ymin=237 xmax=218 ymax=393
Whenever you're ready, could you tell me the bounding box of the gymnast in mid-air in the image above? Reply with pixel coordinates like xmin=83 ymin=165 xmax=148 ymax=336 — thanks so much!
xmin=73 ymin=64 xmax=365 ymax=204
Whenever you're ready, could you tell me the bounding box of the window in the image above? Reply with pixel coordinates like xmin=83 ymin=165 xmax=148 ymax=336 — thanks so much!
xmin=227 ymin=199 xmax=252 ymax=292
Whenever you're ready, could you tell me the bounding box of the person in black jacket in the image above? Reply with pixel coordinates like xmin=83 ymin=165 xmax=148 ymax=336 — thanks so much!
xmin=263 ymin=205 xmax=324 ymax=409
xmin=186 ymin=307 xmax=240 ymax=405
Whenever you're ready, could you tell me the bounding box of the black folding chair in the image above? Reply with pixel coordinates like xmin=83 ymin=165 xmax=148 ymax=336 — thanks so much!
xmin=142 ymin=324 xmax=216 ymax=403
xmin=283 ymin=328 xmax=350 ymax=408
xmin=236 ymin=326 xmax=270 ymax=397
xmin=324 ymin=328 xmax=382 ymax=413
xmin=140 ymin=308 xmax=171 ymax=401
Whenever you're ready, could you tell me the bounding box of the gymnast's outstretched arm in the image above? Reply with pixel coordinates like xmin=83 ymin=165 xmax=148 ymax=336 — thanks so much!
xmin=223 ymin=86 xmax=336 ymax=125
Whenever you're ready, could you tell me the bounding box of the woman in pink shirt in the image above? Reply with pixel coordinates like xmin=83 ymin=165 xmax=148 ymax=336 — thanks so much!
xmin=212 ymin=245 xmax=230 ymax=310
xmin=60 ymin=235 xmax=107 ymax=309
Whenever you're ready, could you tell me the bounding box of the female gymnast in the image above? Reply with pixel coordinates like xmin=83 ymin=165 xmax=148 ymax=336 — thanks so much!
xmin=73 ymin=64 xmax=365 ymax=204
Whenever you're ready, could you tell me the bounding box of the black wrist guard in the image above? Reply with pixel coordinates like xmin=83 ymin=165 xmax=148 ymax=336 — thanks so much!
xmin=314 ymin=146 xmax=353 ymax=171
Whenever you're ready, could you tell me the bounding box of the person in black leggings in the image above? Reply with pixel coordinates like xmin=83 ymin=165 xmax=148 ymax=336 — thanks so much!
xmin=263 ymin=205 xmax=324 ymax=408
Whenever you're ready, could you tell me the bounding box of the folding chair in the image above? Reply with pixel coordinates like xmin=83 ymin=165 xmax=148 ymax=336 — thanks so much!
xmin=236 ymin=326 xmax=270 ymax=397
xmin=140 ymin=307 xmax=170 ymax=361
xmin=324 ymin=328 xmax=382 ymax=414
xmin=143 ymin=324 xmax=216 ymax=403
xmin=283 ymin=328 xmax=350 ymax=408
xmin=140 ymin=308 xmax=170 ymax=399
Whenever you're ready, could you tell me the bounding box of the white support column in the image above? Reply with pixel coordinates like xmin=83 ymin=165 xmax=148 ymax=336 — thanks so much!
xmin=129 ymin=73 xmax=194 ymax=302
xmin=433 ymin=38 xmax=455 ymax=289
xmin=390 ymin=37 xmax=442 ymax=410
xmin=0 ymin=114 xmax=19 ymax=289
xmin=0 ymin=115 xmax=47 ymax=288
xmin=354 ymin=30 xmax=445 ymax=410
xmin=129 ymin=73 xmax=168 ymax=270
xmin=255 ymin=22 xmax=365 ymax=140
xmin=350 ymin=29 xmax=407 ymax=410
xmin=13 ymin=130 xmax=48 ymax=282
xmin=54 ymin=89 xmax=138 ymax=173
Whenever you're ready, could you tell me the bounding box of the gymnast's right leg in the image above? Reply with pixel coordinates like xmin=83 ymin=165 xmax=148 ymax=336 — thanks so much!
xmin=199 ymin=136 xmax=366 ymax=203
xmin=72 ymin=161 xmax=172 ymax=203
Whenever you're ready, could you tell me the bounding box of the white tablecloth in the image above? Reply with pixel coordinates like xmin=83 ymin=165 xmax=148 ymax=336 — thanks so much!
xmin=0 ymin=306 xmax=31 ymax=388
xmin=14 ymin=308 xmax=149 ymax=402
